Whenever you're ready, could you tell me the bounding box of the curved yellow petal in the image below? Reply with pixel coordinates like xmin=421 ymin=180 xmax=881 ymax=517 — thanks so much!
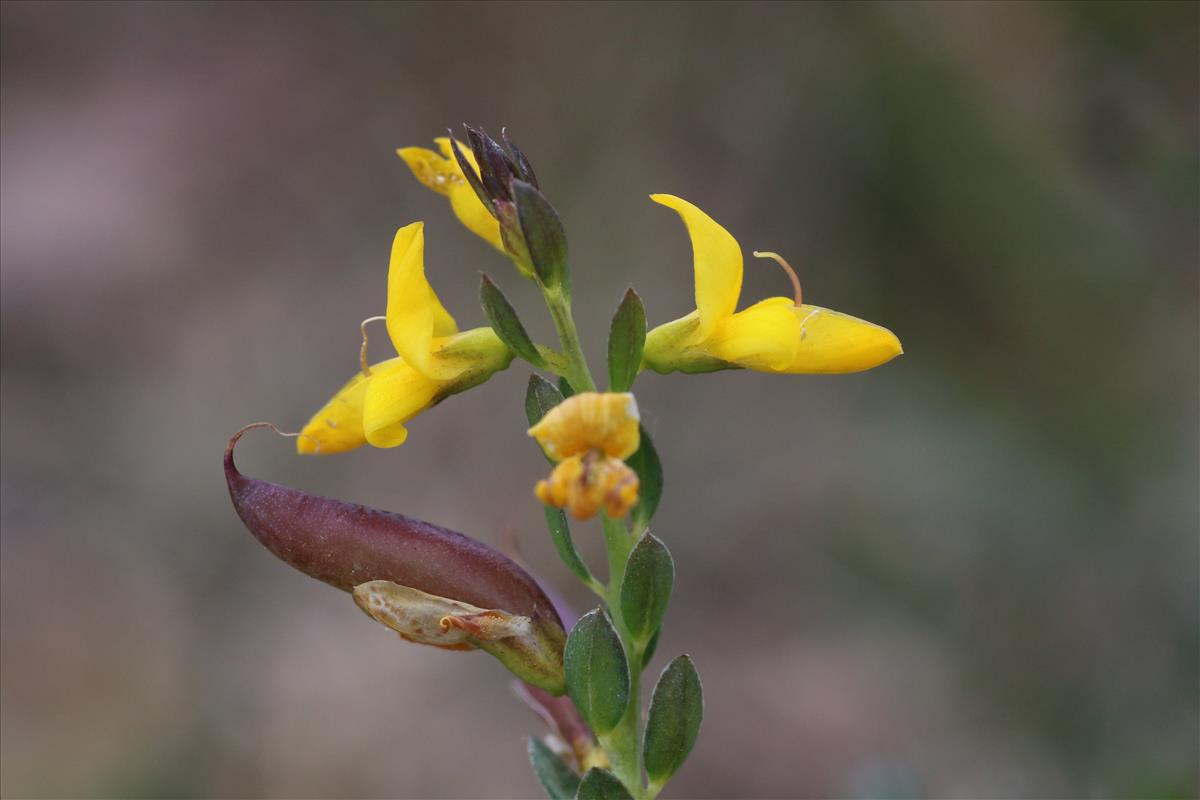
xmin=777 ymin=305 xmax=903 ymax=374
xmin=385 ymin=223 xmax=459 ymax=379
xmin=449 ymin=185 xmax=504 ymax=252
xmin=650 ymin=194 xmax=742 ymax=341
xmin=298 ymin=357 xmax=400 ymax=455
xmin=361 ymin=359 xmax=440 ymax=448
xmin=527 ymin=392 xmax=640 ymax=461
xmin=396 ymin=146 xmax=458 ymax=197
xmin=399 ymin=138 xmax=503 ymax=253
xmin=708 ymin=297 xmax=800 ymax=372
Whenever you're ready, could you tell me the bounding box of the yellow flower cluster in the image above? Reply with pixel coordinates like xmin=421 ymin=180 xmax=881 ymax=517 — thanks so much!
xmin=528 ymin=393 xmax=641 ymax=520
xmin=297 ymin=134 xmax=902 ymax=525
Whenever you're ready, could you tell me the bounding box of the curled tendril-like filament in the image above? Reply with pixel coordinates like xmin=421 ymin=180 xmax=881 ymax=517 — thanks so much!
xmin=358 ymin=315 xmax=387 ymax=376
xmin=753 ymin=250 xmax=802 ymax=307
xmin=228 ymin=421 xmax=321 ymax=456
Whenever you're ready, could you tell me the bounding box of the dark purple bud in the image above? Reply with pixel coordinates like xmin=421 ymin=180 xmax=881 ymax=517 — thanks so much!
xmin=448 ymin=127 xmax=495 ymax=219
xmin=502 ymin=128 xmax=539 ymax=189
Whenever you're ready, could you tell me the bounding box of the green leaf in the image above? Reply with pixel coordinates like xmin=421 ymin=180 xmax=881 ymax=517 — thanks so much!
xmin=528 ymin=737 xmax=580 ymax=799
xmin=558 ymin=376 xmax=576 ymax=398
xmin=545 ymin=507 xmax=593 ymax=584
xmin=564 ymin=609 xmax=630 ymax=735
xmin=513 ymin=180 xmax=568 ymax=289
xmin=643 ymin=655 xmax=704 ymax=785
xmin=619 ymin=532 xmax=674 ymax=643
xmin=627 ymin=426 xmax=662 ymax=533
xmin=641 ymin=628 xmax=661 ymax=669
xmin=481 ymin=273 xmax=545 ymax=368
xmin=575 ymin=768 xmax=633 ymax=800
xmin=526 ymin=373 xmax=565 ymax=427
xmin=607 ymin=288 xmax=646 ymax=392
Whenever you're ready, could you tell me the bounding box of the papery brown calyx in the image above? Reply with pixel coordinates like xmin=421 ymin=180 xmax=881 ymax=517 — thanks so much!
xmin=354 ymin=581 xmax=566 ymax=692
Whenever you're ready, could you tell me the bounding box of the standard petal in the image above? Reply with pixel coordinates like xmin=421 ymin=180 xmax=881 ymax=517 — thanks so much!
xmin=650 ymin=194 xmax=742 ymax=341
xmin=778 ymin=305 xmax=903 ymax=374
xmin=361 ymin=359 xmax=440 ymax=448
xmin=708 ymin=297 xmax=800 ymax=372
xmin=384 ymin=223 xmax=458 ymax=379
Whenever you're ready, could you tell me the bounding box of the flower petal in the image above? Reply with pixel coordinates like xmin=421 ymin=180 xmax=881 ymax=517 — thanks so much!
xmin=708 ymin=297 xmax=800 ymax=372
xmin=527 ymin=392 xmax=641 ymax=461
xmin=402 ymin=137 xmax=503 ymax=253
xmin=361 ymin=359 xmax=440 ymax=448
xmin=396 ymin=146 xmax=458 ymax=197
xmin=650 ymin=194 xmax=742 ymax=341
xmin=297 ymin=362 xmax=392 ymax=455
xmin=449 ymin=184 xmax=505 ymax=252
xmin=385 ymin=223 xmax=458 ymax=379
xmin=778 ymin=305 xmax=903 ymax=374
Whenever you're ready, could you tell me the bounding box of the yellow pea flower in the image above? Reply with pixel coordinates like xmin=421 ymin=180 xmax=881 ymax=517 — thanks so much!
xmin=397 ymin=138 xmax=504 ymax=253
xmin=643 ymin=194 xmax=903 ymax=375
xmin=298 ymin=222 xmax=513 ymax=453
xmin=528 ymin=392 xmax=641 ymax=520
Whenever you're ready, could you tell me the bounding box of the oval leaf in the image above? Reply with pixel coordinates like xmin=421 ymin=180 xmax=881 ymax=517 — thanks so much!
xmin=626 ymin=426 xmax=662 ymax=533
xmin=526 ymin=373 xmax=565 ymax=427
xmin=575 ymin=768 xmax=633 ymax=800
xmin=481 ymin=273 xmax=545 ymax=367
xmin=545 ymin=507 xmax=593 ymax=584
xmin=514 ymin=180 xmax=567 ymax=289
xmin=564 ymin=609 xmax=630 ymax=735
xmin=528 ymin=737 xmax=581 ymax=800
xmin=607 ymin=288 xmax=646 ymax=393
xmin=619 ymin=532 xmax=674 ymax=643
xmin=643 ymin=655 xmax=703 ymax=785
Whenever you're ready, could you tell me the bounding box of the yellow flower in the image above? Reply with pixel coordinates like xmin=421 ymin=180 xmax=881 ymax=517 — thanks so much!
xmin=298 ymin=222 xmax=512 ymax=453
xmin=528 ymin=392 xmax=641 ymax=520
xmin=642 ymin=194 xmax=903 ymax=375
xmin=397 ymin=138 xmax=504 ymax=253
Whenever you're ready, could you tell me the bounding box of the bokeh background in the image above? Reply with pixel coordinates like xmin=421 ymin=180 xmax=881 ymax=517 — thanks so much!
xmin=2 ymin=2 xmax=1197 ymax=798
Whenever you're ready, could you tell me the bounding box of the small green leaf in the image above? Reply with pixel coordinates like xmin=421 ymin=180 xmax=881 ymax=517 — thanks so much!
xmin=575 ymin=768 xmax=633 ymax=800
xmin=619 ymin=532 xmax=674 ymax=643
xmin=564 ymin=609 xmax=630 ymax=735
xmin=526 ymin=373 xmax=565 ymax=427
xmin=643 ymin=655 xmax=704 ymax=785
xmin=513 ymin=180 xmax=567 ymax=289
xmin=642 ymin=628 xmax=661 ymax=669
xmin=545 ymin=507 xmax=593 ymax=584
xmin=607 ymin=288 xmax=646 ymax=392
xmin=481 ymin=273 xmax=545 ymax=368
xmin=558 ymin=376 xmax=576 ymax=398
xmin=627 ymin=426 xmax=662 ymax=533
xmin=528 ymin=737 xmax=580 ymax=799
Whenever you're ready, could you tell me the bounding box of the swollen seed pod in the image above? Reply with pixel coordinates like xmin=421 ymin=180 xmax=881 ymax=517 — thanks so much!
xmin=224 ymin=424 xmax=567 ymax=692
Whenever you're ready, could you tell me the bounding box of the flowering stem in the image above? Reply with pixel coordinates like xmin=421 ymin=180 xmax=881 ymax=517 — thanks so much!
xmin=543 ymin=287 xmax=596 ymax=394
xmin=600 ymin=513 xmax=645 ymax=796
xmin=536 ymin=276 xmax=647 ymax=798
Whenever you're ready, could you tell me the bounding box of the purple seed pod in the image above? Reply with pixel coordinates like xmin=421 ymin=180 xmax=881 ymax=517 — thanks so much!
xmin=225 ymin=424 xmax=560 ymax=623
xmin=225 ymin=424 xmax=567 ymax=691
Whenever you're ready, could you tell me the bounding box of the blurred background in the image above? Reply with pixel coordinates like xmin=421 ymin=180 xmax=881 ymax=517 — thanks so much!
xmin=2 ymin=2 xmax=1196 ymax=798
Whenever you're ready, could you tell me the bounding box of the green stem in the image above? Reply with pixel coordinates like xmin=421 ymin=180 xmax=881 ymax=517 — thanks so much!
xmin=535 ymin=276 xmax=647 ymax=797
xmin=599 ymin=514 xmax=644 ymax=797
xmin=543 ymin=287 xmax=596 ymax=393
